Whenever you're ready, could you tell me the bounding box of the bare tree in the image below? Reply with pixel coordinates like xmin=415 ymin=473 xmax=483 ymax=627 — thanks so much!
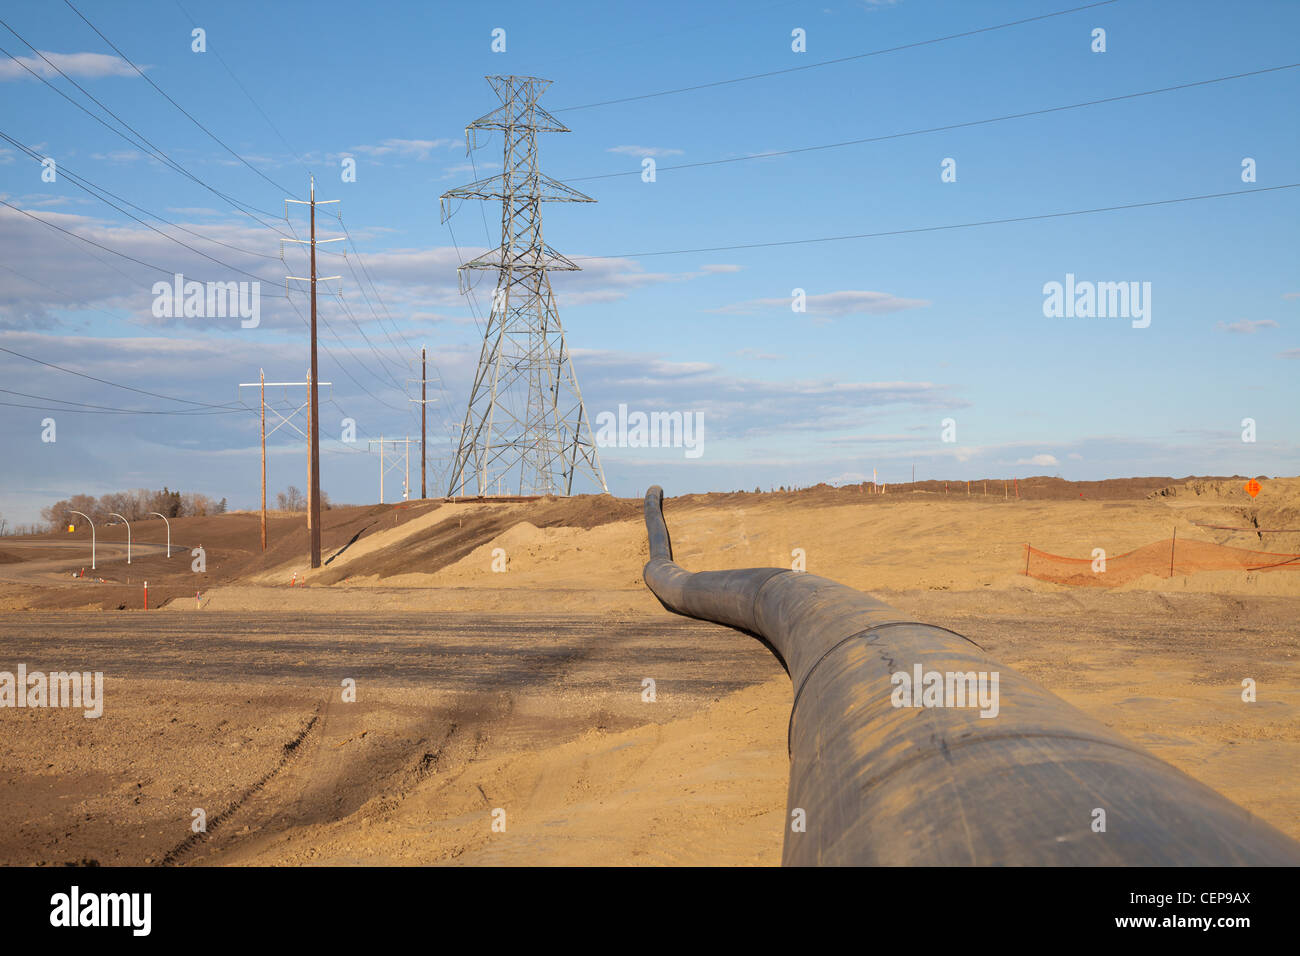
xmin=181 ymin=492 xmax=216 ymax=517
xmin=276 ymin=486 xmax=306 ymax=512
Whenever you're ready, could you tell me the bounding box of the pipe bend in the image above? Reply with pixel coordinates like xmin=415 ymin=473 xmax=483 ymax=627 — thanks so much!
xmin=639 ymin=485 xmax=1300 ymax=866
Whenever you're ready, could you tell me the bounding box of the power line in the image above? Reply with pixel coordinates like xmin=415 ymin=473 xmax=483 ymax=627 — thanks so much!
xmin=554 ymin=0 xmax=1120 ymax=111
xmin=278 ymin=223 xmax=412 ymax=403
xmin=0 ymin=345 xmax=244 ymax=409
xmin=333 ymin=212 xmax=415 ymax=373
xmin=136 ymin=13 xmax=429 ymax=418
xmin=331 ymin=290 xmax=410 ymax=393
xmin=0 ymin=261 xmax=125 ymax=321
xmin=172 ymin=0 xmax=311 ymax=178
xmin=282 ymin=289 xmax=408 ymax=413
xmin=0 ymin=387 xmax=248 ymax=416
xmin=562 ymin=62 xmax=1300 ymax=183
xmin=0 ymin=29 xmax=291 ymax=234
xmin=1 ymin=132 xmax=277 ymax=281
xmin=443 ymin=211 xmax=488 ymax=335
xmin=0 ymin=129 xmax=276 ymax=259
xmin=1 ymin=206 xmax=404 ymax=398
xmin=136 ymin=2 xmax=437 ymax=421
xmin=0 ymin=399 xmax=246 ymax=416
xmin=0 ymin=197 xmax=290 ymax=296
xmin=576 ymin=183 xmax=1300 ymax=260
xmin=62 ymin=0 xmax=299 ymax=199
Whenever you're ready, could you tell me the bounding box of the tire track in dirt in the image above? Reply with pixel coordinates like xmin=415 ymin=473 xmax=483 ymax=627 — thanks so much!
xmin=159 ymin=705 xmax=322 ymax=866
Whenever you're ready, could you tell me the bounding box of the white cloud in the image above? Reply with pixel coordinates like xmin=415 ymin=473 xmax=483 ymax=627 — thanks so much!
xmin=89 ymin=150 xmax=144 ymax=163
xmin=345 ymin=139 xmax=457 ymax=161
xmin=1015 ymin=454 xmax=1059 ymax=466
xmin=437 ymin=160 xmax=501 ymax=180
xmin=710 ymin=289 xmax=930 ymax=319
xmin=1218 ymin=319 xmax=1278 ymax=334
xmin=606 ymin=145 xmax=684 ymax=158
xmin=0 ymin=51 xmax=140 ymax=81
xmin=822 ymin=433 xmax=925 ymax=445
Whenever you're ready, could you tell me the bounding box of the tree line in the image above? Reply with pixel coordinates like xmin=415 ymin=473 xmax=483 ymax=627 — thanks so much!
xmin=43 ymin=488 xmax=226 ymax=531
xmin=37 ymin=486 xmax=332 ymax=532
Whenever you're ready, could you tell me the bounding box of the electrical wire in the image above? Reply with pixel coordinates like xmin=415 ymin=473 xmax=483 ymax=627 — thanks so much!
xmin=560 ymin=62 xmax=1300 ymax=183
xmin=576 ymin=183 xmax=1300 ymax=260
xmin=554 ymin=0 xmax=1120 ymax=111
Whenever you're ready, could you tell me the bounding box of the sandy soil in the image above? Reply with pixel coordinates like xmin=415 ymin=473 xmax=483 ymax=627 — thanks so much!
xmin=163 ymin=475 xmax=1300 ymax=613
xmin=0 ymin=476 xmax=1296 ymax=865
xmin=0 ymin=612 xmax=789 ymax=866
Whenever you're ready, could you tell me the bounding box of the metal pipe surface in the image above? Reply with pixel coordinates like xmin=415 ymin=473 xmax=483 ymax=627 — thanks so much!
xmin=641 ymin=485 xmax=1300 ymax=866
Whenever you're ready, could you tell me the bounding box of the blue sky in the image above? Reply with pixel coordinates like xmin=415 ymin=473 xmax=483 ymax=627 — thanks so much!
xmin=1 ymin=0 xmax=1297 ymax=524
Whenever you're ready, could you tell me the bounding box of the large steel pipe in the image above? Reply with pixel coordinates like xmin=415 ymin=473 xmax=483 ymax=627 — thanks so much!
xmin=641 ymin=485 xmax=1300 ymax=866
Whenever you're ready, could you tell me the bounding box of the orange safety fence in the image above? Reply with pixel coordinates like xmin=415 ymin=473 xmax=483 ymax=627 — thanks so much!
xmin=1025 ymin=538 xmax=1300 ymax=587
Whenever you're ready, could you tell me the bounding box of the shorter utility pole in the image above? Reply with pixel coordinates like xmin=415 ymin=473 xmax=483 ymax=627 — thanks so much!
xmin=368 ymin=437 xmax=421 ymax=504
xmin=408 ymin=345 xmax=441 ymax=500
xmin=260 ymin=370 xmax=265 ymax=550
xmin=238 ymin=376 xmax=332 ymax=551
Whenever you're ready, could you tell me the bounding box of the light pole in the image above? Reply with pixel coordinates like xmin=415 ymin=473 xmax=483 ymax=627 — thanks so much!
xmin=149 ymin=512 xmax=171 ymax=558
xmin=107 ymin=512 xmax=131 ymax=564
xmin=67 ymin=511 xmax=95 ymax=570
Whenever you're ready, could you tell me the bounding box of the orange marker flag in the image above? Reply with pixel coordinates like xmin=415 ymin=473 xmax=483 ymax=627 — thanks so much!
xmin=1244 ymin=479 xmax=1262 ymax=498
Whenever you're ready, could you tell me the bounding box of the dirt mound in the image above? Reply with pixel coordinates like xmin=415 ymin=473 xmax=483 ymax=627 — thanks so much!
xmin=1149 ymin=477 xmax=1258 ymax=500
xmin=1146 ymin=477 xmax=1300 ymax=553
xmin=674 ymin=475 xmax=1241 ymax=509
xmin=309 ymin=495 xmax=639 ymax=585
xmin=0 ymin=502 xmax=446 ymax=609
xmin=0 ymin=551 xmax=20 ymax=565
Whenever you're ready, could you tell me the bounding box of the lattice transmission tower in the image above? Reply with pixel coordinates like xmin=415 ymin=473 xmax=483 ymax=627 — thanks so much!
xmin=440 ymin=75 xmax=608 ymax=497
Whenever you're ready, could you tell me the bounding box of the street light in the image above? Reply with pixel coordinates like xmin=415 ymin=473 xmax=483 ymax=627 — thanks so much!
xmin=67 ymin=511 xmax=95 ymax=570
xmin=107 ymin=512 xmax=131 ymax=564
xmin=148 ymin=512 xmax=171 ymax=558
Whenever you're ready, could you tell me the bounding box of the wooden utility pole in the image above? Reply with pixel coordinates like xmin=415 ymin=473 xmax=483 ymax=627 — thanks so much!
xmin=239 ymin=375 xmax=332 ymax=553
xmin=421 ymin=348 xmax=427 ymax=499
xmin=284 ymin=175 xmax=341 ymax=569
xmin=260 ymin=369 xmax=266 ymax=551
xmin=408 ymin=346 xmax=438 ymax=500
xmin=307 ymin=178 xmax=320 ymax=567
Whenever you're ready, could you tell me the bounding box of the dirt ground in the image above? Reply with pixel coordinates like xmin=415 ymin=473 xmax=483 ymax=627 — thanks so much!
xmin=0 ymin=475 xmax=1296 ymax=865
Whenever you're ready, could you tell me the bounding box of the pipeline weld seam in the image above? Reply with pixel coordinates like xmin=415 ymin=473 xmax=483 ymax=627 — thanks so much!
xmin=750 ymin=567 xmax=794 ymax=633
